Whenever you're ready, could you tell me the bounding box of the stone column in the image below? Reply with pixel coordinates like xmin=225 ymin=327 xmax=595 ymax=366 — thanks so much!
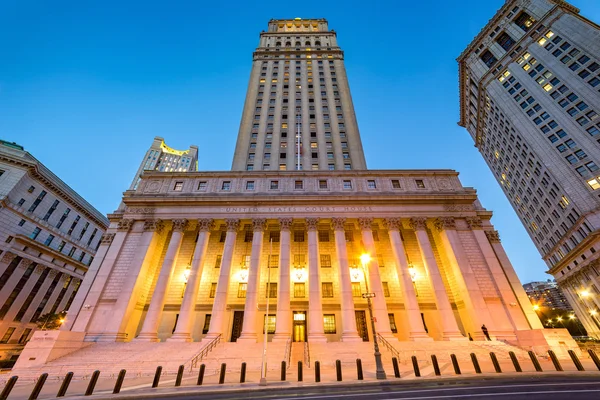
xmin=170 ymin=219 xmax=214 ymax=342
xmin=2 ymin=264 xmax=47 ymax=322
xmin=564 ymin=283 xmax=600 ymax=337
xmin=384 ymin=218 xmax=431 ymax=341
xmin=410 ymin=218 xmax=464 ymax=340
xmin=238 ymin=218 xmax=267 ymax=344
xmin=136 ymin=219 xmax=188 ymax=341
xmin=101 ymin=219 xmax=164 ymax=342
xmin=206 ymin=219 xmax=240 ymax=339
xmin=57 ymin=277 xmax=79 ymax=312
xmin=332 ymin=217 xmax=361 ymax=342
xmin=21 ymin=269 xmax=57 ymax=324
xmin=273 ymin=218 xmax=292 ymax=342
xmin=481 ymin=227 xmax=544 ymax=330
xmin=434 ymin=217 xmax=495 ymax=340
xmin=0 ymin=259 xmax=32 ymax=302
xmin=307 ymin=218 xmax=326 ymax=342
xmin=68 ymin=219 xmax=133 ymax=332
xmin=358 ymin=217 xmax=393 ymax=339
xmin=0 ymin=252 xmax=18 ymax=278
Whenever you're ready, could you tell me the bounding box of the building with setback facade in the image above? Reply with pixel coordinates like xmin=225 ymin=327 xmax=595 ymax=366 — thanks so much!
xmin=458 ymin=0 xmax=600 ymax=337
xmin=523 ymin=280 xmax=572 ymax=310
xmin=0 ymin=140 xmax=108 ymax=361
xmin=14 ymin=18 xmax=574 ymax=375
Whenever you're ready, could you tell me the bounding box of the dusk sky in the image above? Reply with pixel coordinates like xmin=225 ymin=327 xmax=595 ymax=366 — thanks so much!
xmin=2 ymin=0 xmax=599 ymax=283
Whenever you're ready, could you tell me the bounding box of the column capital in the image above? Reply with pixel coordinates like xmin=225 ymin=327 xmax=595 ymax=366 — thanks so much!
xmin=383 ymin=217 xmax=402 ymax=231
xmin=331 ymin=217 xmax=346 ymax=231
xmin=197 ymin=219 xmax=215 ymax=232
xmin=225 ymin=218 xmax=240 ymax=232
xmin=466 ymin=217 xmax=483 ymax=230
xmin=252 ymin=218 xmax=267 ymax=232
xmin=434 ymin=217 xmax=456 ymax=231
xmin=144 ymin=219 xmax=164 ymax=233
xmin=357 ymin=217 xmax=373 ymax=231
xmin=117 ymin=219 xmax=134 ymax=232
xmin=19 ymin=259 xmax=33 ymax=269
xmin=172 ymin=219 xmax=189 ymax=232
xmin=279 ymin=218 xmax=293 ymax=231
xmin=100 ymin=233 xmax=115 ymax=245
xmin=409 ymin=217 xmax=428 ymax=231
xmin=34 ymin=265 xmax=46 ymax=274
xmin=49 ymin=269 xmax=58 ymax=278
xmin=305 ymin=218 xmax=319 ymax=231
xmin=1 ymin=251 xmax=16 ymax=264
xmin=485 ymin=230 xmax=501 ymax=243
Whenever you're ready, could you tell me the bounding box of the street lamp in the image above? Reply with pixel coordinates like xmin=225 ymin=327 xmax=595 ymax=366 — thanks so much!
xmin=359 ymin=253 xmax=386 ymax=380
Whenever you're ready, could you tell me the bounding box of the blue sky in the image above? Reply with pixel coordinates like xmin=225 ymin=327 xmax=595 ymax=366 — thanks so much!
xmin=1 ymin=0 xmax=599 ymax=283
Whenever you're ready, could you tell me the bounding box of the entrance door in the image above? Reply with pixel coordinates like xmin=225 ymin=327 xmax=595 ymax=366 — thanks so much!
xmin=293 ymin=311 xmax=306 ymax=342
xmin=355 ymin=310 xmax=369 ymax=342
xmin=231 ymin=311 xmax=244 ymax=342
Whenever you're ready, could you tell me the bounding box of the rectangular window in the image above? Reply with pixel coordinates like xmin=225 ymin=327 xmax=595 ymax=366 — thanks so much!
xmin=246 ymin=181 xmax=255 ymax=190
xmin=319 ymin=180 xmax=328 ymax=189
xmin=42 ymin=200 xmax=59 ymax=221
xmin=382 ymin=282 xmax=390 ymax=297
xmin=496 ymin=32 xmax=515 ymax=51
xmin=27 ymin=190 xmax=47 ymax=213
xmin=322 ymin=282 xmax=334 ymax=298
xmin=202 ymin=315 xmax=211 ymax=334
xmin=320 ymin=254 xmax=331 ymax=267
xmin=391 ymin=179 xmax=401 ymax=189
xmin=294 ymin=230 xmax=305 ymax=242
xmin=266 ymin=282 xmax=277 ymax=298
xmin=174 ymin=181 xmax=183 ymax=191
xmin=343 ymin=180 xmax=352 ymax=190
xmin=263 ymin=314 xmax=276 ymax=334
xmin=56 ymin=208 xmax=70 ymax=229
xmin=221 ymin=181 xmax=231 ymax=191
xmin=198 ymin=181 xmax=207 ymax=191
xmin=480 ymin=49 xmax=497 ymax=68
xmin=0 ymin=327 xmax=15 ymax=344
xmin=367 ymin=180 xmax=376 ymax=189
xmin=415 ymin=179 xmax=426 ymax=188
xmin=30 ymin=227 xmax=41 ymax=240
xmin=44 ymin=235 xmax=55 ymax=246
xmin=294 ymin=180 xmax=303 ymax=189
xmin=214 ymin=255 xmax=222 ymax=268
xmin=18 ymin=328 xmax=32 ymax=344
xmin=270 ymin=180 xmax=279 ymax=190
xmin=323 ymin=314 xmax=336 ymax=334
xmin=388 ymin=314 xmax=398 ymax=333
xmin=209 ymin=283 xmax=217 ymax=298
xmin=514 ymin=11 xmax=535 ymax=32
xmin=18 ymin=219 xmax=26 ymax=227
xmin=351 ymin=282 xmax=362 ymax=297
xmin=237 ymin=283 xmax=247 ymax=298
xmin=294 ymin=282 xmax=306 ymax=298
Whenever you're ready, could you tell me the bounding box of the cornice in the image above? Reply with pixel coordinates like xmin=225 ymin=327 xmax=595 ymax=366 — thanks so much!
xmin=13 ymin=234 xmax=88 ymax=275
xmin=546 ymin=231 xmax=600 ymax=275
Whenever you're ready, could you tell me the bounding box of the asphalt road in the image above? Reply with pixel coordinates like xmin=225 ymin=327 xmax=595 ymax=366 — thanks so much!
xmin=124 ymin=376 xmax=600 ymax=400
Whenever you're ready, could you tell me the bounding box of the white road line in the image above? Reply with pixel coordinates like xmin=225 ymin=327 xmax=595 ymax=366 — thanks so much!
xmin=363 ymin=389 xmax=600 ymax=400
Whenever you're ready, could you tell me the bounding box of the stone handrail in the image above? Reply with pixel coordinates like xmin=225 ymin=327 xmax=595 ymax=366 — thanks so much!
xmin=304 ymin=341 xmax=311 ymax=368
xmin=189 ymin=334 xmax=221 ymax=371
xmin=377 ymin=333 xmax=400 ymax=361
xmin=284 ymin=335 xmax=292 ymax=368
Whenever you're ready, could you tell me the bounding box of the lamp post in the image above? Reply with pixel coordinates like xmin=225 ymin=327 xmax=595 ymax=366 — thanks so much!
xmin=359 ymin=253 xmax=386 ymax=380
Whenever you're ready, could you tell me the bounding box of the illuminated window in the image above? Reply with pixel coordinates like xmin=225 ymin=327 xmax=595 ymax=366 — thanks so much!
xmin=587 ymin=178 xmax=600 ymax=190
xmin=514 ymin=11 xmax=535 ymax=32
xmin=382 ymin=282 xmax=390 ymax=297
xmin=388 ymin=314 xmax=398 ymax=333
xmin=323 ymin=314 xmax=336 ymax=334
xmin=352 ymin=282 xmax=362 ymax=297
xmin=320 ymin=253 xmax=331 ymax=266
xmin=294 ymin=283 xmax=305 ymax=298
xmin=209 ymin=283 xmax=217 ymax=298
xmin=322 ymin=282 xmax=333 ymax=298
xmin=266 ymin=283 xmax=277 ymax=298
xmin=237 ymin=283 xmax=247 ymax=298
xmin=263 ymin=315 xmax=276 ymax=334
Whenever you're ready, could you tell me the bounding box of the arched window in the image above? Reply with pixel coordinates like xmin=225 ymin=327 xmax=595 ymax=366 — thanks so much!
xmin=276 ymin=42 xmax=281 ymax=47
xmin=285 ymin=41 xmax=291 ymax=47
xmin=315 ymin=41 xmax=321 ymax=46
xmin=295 ymin=42 xmax=301 ymax=47
xmin=305 ymin=41 xmax=310 ymax=46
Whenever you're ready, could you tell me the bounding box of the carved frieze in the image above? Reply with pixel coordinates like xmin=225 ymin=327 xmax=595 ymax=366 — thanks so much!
xmin=434 ymin=217 xmax=456 ymax=231
xmin=225 ymin=219 xmax=240 ymax=232
xmin=117 ymin=219 xmax=134 ymax=232
xmin=145 ymin=181 xmax=161 ymax=193
xmin=172 ymin=219 xmax=189 ymax=232
xmin=437 ymin=177 xmax=454 ymax=191
xmin=466 ymin=217 xmax=483 ymax=230
xmin=408 ymin=217 xmax=427 ymax=231
xmin=485 ymin=230 xmax=501 ymax=243
xmin=143 ymin=219 xmax=164 ymax=233
xmin=100 ymin=233 xmax=115 ymax=245
xmin=443 ymin=204 xmax=474 ymax=212
xmin=357 ymin=217 xmax=374 ymax=231
xmin=331 ymin=217 xmax=346 ymax=231
xmin=197 ymin=219 xmax=215 ymax=232
xmin=279 ymin=218 xmax=294 ymax=231
xmin=126 ymin=207 xmax=155 ymax=214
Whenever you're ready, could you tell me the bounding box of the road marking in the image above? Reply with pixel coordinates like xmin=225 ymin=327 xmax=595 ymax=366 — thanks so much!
xmin=368 ymin=389 xmax=600 ymax=400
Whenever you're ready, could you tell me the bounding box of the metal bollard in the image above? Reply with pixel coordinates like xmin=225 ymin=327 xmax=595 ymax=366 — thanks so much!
xmin=431 ymin=355 xmax=441 ymax=376
xmin=281 ymin=361 xmax=286 ymax=381
xmin=29 ymin=373 xmax=48 ymax=400
xmin=336 ymin=359 xmax=342 ymax=381
xmin=152 ymin=366 xmax=162 ymax=388
xmin=588 ymin=349 xmax=600 ymax=371
xmin=56 ymin=372 xmax=73 ymax=397
xmin=298 ymin=361 xmax=303 ymax=382
xmin=356 ymin=359 xmax=364 ymax=380
xmin=490 ymin=352 xmax=502 ymax=373
xmin=219 ymin=363 xmax=226 ymax=384
xmin=113 ymin=369 xmax=126 ymax=394
xmin=411 ymin=356 xmax=421 ymax=377
xmin=509 ymin=352 xmax=522 ymax=372
xmin=528 ymin=351 xmax=543 ymax=372
xmin=197 ymin=364 xmax=205 ymax=386
xmin=568 ymin=350 xmax=585 ymax=371
xmin=240 ymin=362 xmax=247 ymax=383
xmin=315 ymin=361 xmax=321 ymax=383
xmin=470 ymin=353 xmax=481 ymax=374
xmin=548 ymin=350 xmax=563 ymax=371
xmin=392 ymin=357 xmax=401 ymax=378
xmin=450 ymin=354 xmax=461 ymax=375
xmin=175 ymin=365 xmax=184 ymax=387
xmin=84 ymin=370 xmax=100 ymax=396
xmin=0 ymin=376 xmax=18 ymax=400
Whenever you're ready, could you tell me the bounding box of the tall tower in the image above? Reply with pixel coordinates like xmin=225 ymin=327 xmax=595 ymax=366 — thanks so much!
xmin=231 ymin=18 xmax=367 ymax=172
xmin=458 ymin=0 xmax=600 ymax=328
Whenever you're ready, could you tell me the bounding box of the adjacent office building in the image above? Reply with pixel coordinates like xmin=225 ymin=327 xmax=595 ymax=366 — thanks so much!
xmin=0 ymin=140 xmax=108 ymax=361
xmin=458 ymin=0 xmax=600 ymax=336
xmin=523 ymin=280 xmax=572 ymax=310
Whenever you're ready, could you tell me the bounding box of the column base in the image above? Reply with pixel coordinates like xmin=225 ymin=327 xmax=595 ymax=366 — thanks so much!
xmin=133 ymin=333 xmax=160 ymax=342
xmin=408 ymin=332 xmax=433 ymax=342
xmin=341 ymin=333 xmax=363 ymax=342
xmin=308 ymin=333 xmax=328 ymax=343
xmin=166 ymin=333 xmax=193 ymax=342
xmin=272 ymin=333 xmax=291 ymax=342
xmin=442 ymin=331 xmax=469 ymax=341
xmin=236 ymin=334 xmax=258 ymax=344
xmin=85 ymin=332 xmax=129 ymax=342
xmin=202 ymin=333 xmax=223 ymax=343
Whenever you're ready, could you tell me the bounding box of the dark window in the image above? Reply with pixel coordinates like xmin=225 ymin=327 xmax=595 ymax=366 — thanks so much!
xmin=496 ymin=32 xmax=516 ymax=51
xmin=514 ymin=11 xmax=535 ymax=32
xmin=480 ymin=50 xmax=498 ymax=68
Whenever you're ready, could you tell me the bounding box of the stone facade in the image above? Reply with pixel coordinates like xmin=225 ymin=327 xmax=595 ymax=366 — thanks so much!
xmin=458 ymin=0 xmax=600 ymax=337
xmin=0 ymin=140 xmax=108 ymax=361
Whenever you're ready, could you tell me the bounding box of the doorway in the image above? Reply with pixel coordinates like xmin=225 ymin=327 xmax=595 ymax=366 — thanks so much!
xmin=231 ymin=311 xmax=244 ymax=342
xmin=355 ymin=310 xmax=369 ymax=342
xmin=293 ymin=311 xmax=306 ymax=342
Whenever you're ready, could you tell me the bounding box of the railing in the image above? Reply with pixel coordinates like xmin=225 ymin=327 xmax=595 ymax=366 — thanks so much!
xmin=284 ymin=335 xmax=292 ymax=369
xmin=304 ymin=341 xmax=311 ymax=368
xmin=189 ymin=334 xmax=221 ymax=371
xmin=377 ymin=333 xmax=400 ymax=361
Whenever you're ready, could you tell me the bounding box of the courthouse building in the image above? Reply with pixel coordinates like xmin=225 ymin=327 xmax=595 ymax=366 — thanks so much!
xmin=458 ymin=0 xmax=600 ymax=337
xmin=0 ymin=140 xmax=108 ymax=361
xmin=16 ymin=18 xmax=573 ymax=371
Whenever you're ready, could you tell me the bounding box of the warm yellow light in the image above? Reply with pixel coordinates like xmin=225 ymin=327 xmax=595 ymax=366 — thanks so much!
xmin=569 ymin=315 xmax=576 ymax=320
xmin=59 ymin=319 xmax=65 ymax=324
xmin=538 ymin=37 xmax=547 ymax=46
xmin=581 ymin=290 xmax=590 ymax=297
xmin=160 ymin=141 xmax=189 ymax=156
xmin=359 ymin=253 xmax=371 ymax=265
xmin=183 ymin=266 xmax=191 ymax=283
xmin=543 ymin=84 xmax=553 ymax=92
xmin=533 ymin=305 xmax=540 ymax=311
xmin=591 ymin=310 xmax=597 ymax=316
xmin=556 ymin=316 xmax=562 ymax=321
xmin=408 ymin=267 xmax=417 ymax=281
